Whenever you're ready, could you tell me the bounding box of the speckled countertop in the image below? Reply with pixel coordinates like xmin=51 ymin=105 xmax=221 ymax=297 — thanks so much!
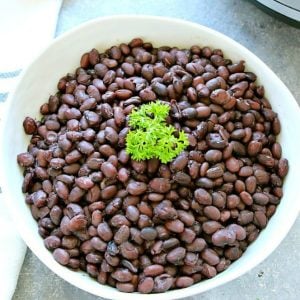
xmin=13 ymin=0 xmax=300 ymax=299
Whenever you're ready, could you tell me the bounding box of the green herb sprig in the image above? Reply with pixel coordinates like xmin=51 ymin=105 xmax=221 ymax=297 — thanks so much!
xmin=126 ymin=101 xmax=189 ymax=163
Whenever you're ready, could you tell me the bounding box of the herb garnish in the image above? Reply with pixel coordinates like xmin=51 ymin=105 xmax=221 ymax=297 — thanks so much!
xmin=126 ymin=101 xmax=189 ymax=163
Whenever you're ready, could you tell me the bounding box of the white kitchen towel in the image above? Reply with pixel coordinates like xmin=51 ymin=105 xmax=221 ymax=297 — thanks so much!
xmin=0 ymin=0 xmax=62 ymax=101
xmin=0 ymin=1 xmax=62 ymax=299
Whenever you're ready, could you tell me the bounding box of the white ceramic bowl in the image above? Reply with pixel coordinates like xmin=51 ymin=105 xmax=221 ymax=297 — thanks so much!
xmin=1 ymin=15 xmax=300 ymax=300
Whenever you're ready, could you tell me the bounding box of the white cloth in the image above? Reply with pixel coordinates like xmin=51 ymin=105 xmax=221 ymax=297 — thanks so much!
xmin=0 ymin=1 xmax=62 ymax=299
xmin=0 ymin=0 xmax=62 ymax=101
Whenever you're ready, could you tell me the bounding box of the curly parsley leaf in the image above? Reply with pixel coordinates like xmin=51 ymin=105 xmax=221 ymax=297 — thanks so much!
xmin=126 ymin=101 xmax=189 ymax=163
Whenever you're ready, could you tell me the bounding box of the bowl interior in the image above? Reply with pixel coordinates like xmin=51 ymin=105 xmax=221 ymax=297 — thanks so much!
xmin=1 ymin=16 xmax=300 ymax=300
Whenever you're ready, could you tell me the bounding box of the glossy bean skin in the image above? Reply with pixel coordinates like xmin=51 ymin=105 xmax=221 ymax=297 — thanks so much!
xmin=17 ymin=39 xmax=288 ymax=294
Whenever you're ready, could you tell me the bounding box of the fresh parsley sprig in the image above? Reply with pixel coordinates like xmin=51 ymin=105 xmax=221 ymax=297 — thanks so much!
xmin=126 ymin=101 xmax=189 ymax=163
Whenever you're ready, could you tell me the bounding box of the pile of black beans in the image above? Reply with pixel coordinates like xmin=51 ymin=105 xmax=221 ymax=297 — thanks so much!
xmin=17 ymin=38 xmax=289 ymax=293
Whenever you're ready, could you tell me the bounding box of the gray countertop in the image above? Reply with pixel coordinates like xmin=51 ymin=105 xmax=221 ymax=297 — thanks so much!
xmin=13 ymin=0 xmax=300 ymax=299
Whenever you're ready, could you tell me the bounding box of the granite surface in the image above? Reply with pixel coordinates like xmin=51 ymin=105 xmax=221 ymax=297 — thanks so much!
xmin=13 ymin=0 xmax=300 ymax=299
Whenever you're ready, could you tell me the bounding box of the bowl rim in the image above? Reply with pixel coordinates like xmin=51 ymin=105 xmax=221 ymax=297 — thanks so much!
xmin=1 ymin=14 xmax=300 ymax=300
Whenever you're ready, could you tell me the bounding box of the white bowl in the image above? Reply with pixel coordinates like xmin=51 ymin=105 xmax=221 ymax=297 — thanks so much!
xmin=1 ymin=15 xmax=300 ymax=300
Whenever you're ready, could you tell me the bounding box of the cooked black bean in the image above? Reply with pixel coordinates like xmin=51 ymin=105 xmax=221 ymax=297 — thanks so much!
xmin=75 ymin=176 xmax=94 ymax=190
xmin=144 ymin=264 xmax=164 ymax=276
xmin=116 ymin=283 xmax=135 ymax=293
xmin=44 ymin=236 xmax=61 ymax=250
xmin=119 ymin=241 xmax=139 ymax=260
xmin=53 ymin=248 xmax=70 ymax=265
xmin=112 ymin=268 xmax=133 ymax=282
xmin=165 ymin=219 xmax=184 ymax=233
xmin=153 ymin=274 xmax=173 ymax=292
xmin=97 ymin=222 xmax=113 ymax=241
xmin=166 ymin=247 xmax=186 ymax=265
xmin=141 ymin=227 xmax=157 ymax=241
xmin=101 ymin=162 xmax=117 ymax=178
xmin=114 ymin=225 xmax=130 ymax=245
xmin=176 ymin=276 xmax=194 ymax=288
xmin=18 ymin=39 xmax=288 ymax=294
xmin=138 ymin=277 xmax=154 ymax=293
xmin=127 ymin=181 xmax=147 ymax=195
xmin=17 ymin=153 xmax=35 ymax=167
xmin=202 ymin=221 xmax=223 ymax=234
xmin=194 ymin=188 xmax=212 ymax=205
xmin=149 ymin=178 xmax=171 ymax=193
xmin=201 ymin=248 xmax=220 ymax=265
xmin=23 ymin=117 xmax=37 ymax=134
